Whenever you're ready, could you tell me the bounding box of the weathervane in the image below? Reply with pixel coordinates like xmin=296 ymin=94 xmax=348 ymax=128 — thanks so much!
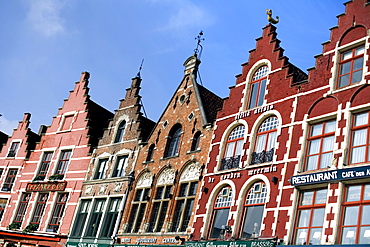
xmin=266 ymin=9 xmax=279 ymax=24
xmin=136 ymin=59 xmax=144 ymax=78
xmin=194 ymin=31 xmax=204 ymax=58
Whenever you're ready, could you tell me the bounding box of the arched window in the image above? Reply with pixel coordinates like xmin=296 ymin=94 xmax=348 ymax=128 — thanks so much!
xmin=240 ymin=182 xmax=267 ymax=239
xmin=221 ymin=125 xmax=245 ymax=170
xmin=191 ymin=131 xmax=201 ymax=151
xmin=209 ymin=187 xmax=233 ymax=239
xmin=251 ymin=116 xmax=278 ymax=164
xmin=249 ymin=66 xmax=269 ymax=109
xmin=164 ymin=124 xmax=182 ymax=157
xmin=114 ymin=121 xmax=126 ymax=143
xmin=146 ymin=144 xmax=155 ymax=162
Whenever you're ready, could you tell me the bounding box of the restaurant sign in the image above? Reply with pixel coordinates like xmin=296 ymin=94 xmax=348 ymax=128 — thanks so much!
xmin=26 ymin=181 xmax=67 ymax=192
xmin=290 ymin=165 xmax=370 ymax=186
xmin=185 ymin=240 xmax=275 ymax=247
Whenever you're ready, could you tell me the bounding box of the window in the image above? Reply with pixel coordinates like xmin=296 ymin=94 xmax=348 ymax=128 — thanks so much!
xmin=337 ymin=46 xmax=364 ymax=88
xmin=112 ymin=156 xmax=128 ymax=177
xmin=249 ymin=66 xmax=269 ymax=109
xmin=30 ymin=193 xmax=49 ymax=229
xmin=1 ymin=168 xmax=18 ymax=191
xmin=251 ymin=116 xmax=278 ymax=164
xmin=240 ymin=182 xmax=267 ymax=239
xmin=7 ymin=142 xmax=20 ymax=158
xmin=0 ymin=198 xmax=7 ymax=221
xmin=148 ymin=185 xmax=172 ymax=232
xmin=54 ymin=150 xmax=72 ymax=177
xmin=114 ymin=121 xmax=126 ymax=143
xmin=172 ymin=181 xmax=198 ymax=232
xmin=221 ymin=125 xmax=245 ymax=170
xmin=293 ymin=188 xmax=327 ymax=245
xmin=14 ymin=193 xmax=31 ymax=226
xmin=305 ymin=120 xmax=335 ymax=171
xmin=47 ymin=193 xmax=68 ymax=232
xmin=94 ymin=158 xmax=109 ymax=179
xmin=36 ymin=152 xmax=53 ymax=180
xmin=70 ymin=200 xmax=91 ymax=237
xmin=164 ymin=124 xmax=182 ymax=157
xmin=60 ymin=115 xmax=74 ymax=131
xmin=146 ymin=144 xmax=155 ymax=162
xmin=126 ymin=188 xmax=150 ymax=233
xmin=209 ymin=187 xmax=233 ymax=239
xmin=350 ymin=111 xmax=370 ymax=164
xmin=191 ymin=131 xmax=201 ymax=151
xmin=340 ymin=184 xmax=370 ymax=244
xmin=85 ymin=199 xmax=106 ymax=237
xmin=100 ymin=198 xmax=121 ymax=238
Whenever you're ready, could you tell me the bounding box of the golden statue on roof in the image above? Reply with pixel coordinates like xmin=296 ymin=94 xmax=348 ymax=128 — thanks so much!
xmin=266 ymin=9 xmax=279 ymax=24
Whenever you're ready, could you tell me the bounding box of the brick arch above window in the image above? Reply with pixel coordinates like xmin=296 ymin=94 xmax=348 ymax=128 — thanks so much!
xmin=339 ymin=25 xmax=367 ymax=46
xmin=350 ymin=84 xmax=370 ymax=107
xmin=308 ymin=96 xmax=339 ymax=118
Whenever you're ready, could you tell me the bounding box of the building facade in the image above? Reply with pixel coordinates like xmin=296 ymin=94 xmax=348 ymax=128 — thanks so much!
xmin=192 ymin=0 xmax=370 ymax=246
xmin=67 ymin=74 xmax=155 ymax=247
xmin=0 ymin=72 xmax=113 ymax=247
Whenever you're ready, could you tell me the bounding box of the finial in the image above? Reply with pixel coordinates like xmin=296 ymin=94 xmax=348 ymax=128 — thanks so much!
xmin=136 ymin=59 xmax=144 ymax=78
xmin=194 ymin=31 xmax=205 ymax=58
xmin=266 ymin=9 xmax=279 ymax=24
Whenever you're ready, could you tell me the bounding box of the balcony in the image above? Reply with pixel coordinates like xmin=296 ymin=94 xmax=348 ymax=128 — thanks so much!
xmin=251 ymin=148 xmax=274 ymax=165
xmin=220 ymin=155 xmax=241 ymax=171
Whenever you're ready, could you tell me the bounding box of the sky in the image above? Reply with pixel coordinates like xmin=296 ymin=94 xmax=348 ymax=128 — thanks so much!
xmin=0 ymin=0 xmax=345 ymax=135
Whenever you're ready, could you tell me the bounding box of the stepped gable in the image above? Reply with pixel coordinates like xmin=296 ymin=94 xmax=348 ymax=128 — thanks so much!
xmin=0 ymin=131 xmax=8 ymax=152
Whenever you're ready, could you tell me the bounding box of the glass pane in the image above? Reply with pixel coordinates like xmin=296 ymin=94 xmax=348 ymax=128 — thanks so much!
xmin=267 ymin=131 xmax=276 ymax=151
xmin=225 ymin=142 xmax=235 ymax=158
xmin=235 ymin=140 xmax=243 ymax=156
xmin=307 ymin=155 xmax=318 ymax=171
xmin=339 ymin=74 xmax=350 ymax=87
xmin=311 ymin=124 xmax=323 ymax=137
xmin=340 ymin=62 xmax=351 ymax=75
xmin=353 ymin=129 xmax=367 ymax=146
xmin=354 ymin=57 xmax=364 ymax=71
xmin=210 ymin=208 xmax=229 ymax=239
xmin=297 ymin=210 xmax=310 ymax=227
xmin=351 ymin=146 xmax=366 ymax=164
xmin=320 ymin=152 xmax=332 ymax=169
xmin=356 ymin=46 xmax=365 ymax=55
xmin=322 ymin=136 xmax=334 ymax=152
xmin=342 ymin=51 xmax=352 ymax=60
xmin=341 ymin=227 xmax=357 ymax=244
xmin=346 ymin=186 xmax=361 ymax=202
xmin=257 ymin=79 xmax=266 ymax=107
xmin=359 ymin=226 xmax=370 ymax=244
xmin=309 ymin=228 xmax=322 ymax=245
xmin=312 ymin=208 xmax=325 ymax=226
xmin=295 ymin=229 xmax=308 ymax=245
xmin=364 ymin=185 xmax=370 ymax=201
xmin=242 ymin=205 xmax=264 ymax=239
xmin=352 ymin=70 xmax=363 ymax=84
xmin=308 ymin=139 xmax=320 ymax=155
xmin=361 ymin=205 xmax=370 ymax=225
xmin=255 ymin=134 xmax=266 ymax=153
xmin=325 ymin=121 xmax=336 ymax=133
xmin=315 ymin=189 xmax=327 ymax=204
xmin=249 ymin=83 xmax=258 ymax=109
xmin=355 ymin=112 xmax=369 ymax=127
xmin=343 ymin=206 xmax=359 ymax=225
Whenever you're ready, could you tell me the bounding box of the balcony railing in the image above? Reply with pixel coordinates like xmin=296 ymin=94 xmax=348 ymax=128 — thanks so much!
xmin=220 ymin=155 xmax=241 ymax=171
xmin=251 ymin=148 xmax=274 ymax=165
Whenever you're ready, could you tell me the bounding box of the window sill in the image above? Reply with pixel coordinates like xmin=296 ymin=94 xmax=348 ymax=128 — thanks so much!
xmin=160 ymin=155 xmax=179 ymax=161
xmin=187 ymin=149 xmax=201 ymax=155
xmin=142 ymin=160 xmax=154 ymax=165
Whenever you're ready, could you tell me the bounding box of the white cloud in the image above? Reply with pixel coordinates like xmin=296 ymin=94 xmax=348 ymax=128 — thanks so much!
xmin=0 ymin=116 xmax=19 ymax=136
xmin=26 ymin=0 xmax=66 ymax=37
xmin=156 ymin=0 xmax=214 ymax=32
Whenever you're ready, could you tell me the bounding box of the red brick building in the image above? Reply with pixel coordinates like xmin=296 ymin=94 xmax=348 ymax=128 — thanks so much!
xmin=192 ymin=0 xmax=370 ymax=246
xmin=0 ymin=72 xmax=113 ymax=247
xmin=116 ymin=54 xmax=223 ymax=246
xmin=67 ymin=74 xmax=155 ymax=247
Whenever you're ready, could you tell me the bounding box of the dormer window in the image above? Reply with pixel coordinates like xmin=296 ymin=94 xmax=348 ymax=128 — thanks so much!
xmin=249 ymin=66 xmax=269 ymax=109
xmin=337 ymin=45 xmax=364 ymax=88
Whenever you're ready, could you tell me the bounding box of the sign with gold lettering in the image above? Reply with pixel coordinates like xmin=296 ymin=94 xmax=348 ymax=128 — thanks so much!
xmin=26 ymin=181 xmax=67 ymax=192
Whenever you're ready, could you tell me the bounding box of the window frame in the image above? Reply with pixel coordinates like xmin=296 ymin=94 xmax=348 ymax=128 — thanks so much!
xmin=100 ymin=197 xmax=122 ymax=238
xmin=221 ymin=125 xmax=245 ymax=170
xmin=248 ymin=66 xmax=269 ymax=109
xmin=126 ymin=187 xmax=150 ymax=233
xmin=36 ymin=152 xmax=54 ymax=180
xmin=94 ymin=158 xmax=109 ymax=179
xmin=349 ymin=111 xmax=370 ymax=165
xmin=30 ymin=193 xmax=49 ymax=229
xmin=84 ymin=199 xmax=106 ymax=237
xmin=54 ymin=150 xmax=72 ymax=177
xmin=47 ymin=193 xmax=69 ymax=233
xmin=7 ymin=141 xmax=20 ymax=158
xmin=305 ymin=120 xmax=336 ymax=171
xmin=293 ymin=188 xmax=327 ymax=245
xmin=164 ymin=125 xmax=182 ymax=158
xmin=148 ymin=184 xmax=172 ymax=232
xmin=0 ymin=198 xmax=8 ymax=221
xmin=14 ymin=193 xmax=31 ymax=226
xmin=190 ymin=131 xmax=202 ymax=152
xmin=70 ymin=199 xmax=91 ymax=237
xmin=146 ymin=144 xmax=155 ymax=162
xmin=1 ymin=168 xmax=18 ymax=191
xmin=112 ymin=155 xmax=128 ymax=177
xmin=114 ymin=121 xmax=126 ymax=143
xmin=337 ymin=45 xmax=365 ymax=88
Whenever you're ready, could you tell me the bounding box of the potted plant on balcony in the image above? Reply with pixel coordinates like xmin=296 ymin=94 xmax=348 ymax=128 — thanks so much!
xmin=22 ymin=223 xmax=38 ymax=233
xmin=7 ymin=222 xmax=21 ymax=230
xmin=48 ymin=174 xmax=64 ymax=181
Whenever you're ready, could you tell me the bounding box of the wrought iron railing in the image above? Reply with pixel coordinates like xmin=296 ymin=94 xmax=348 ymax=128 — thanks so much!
xmin=220 ymin=155 xmax=241 ymax=171
xmin=251 ymin=148 xmax=274 ymax=165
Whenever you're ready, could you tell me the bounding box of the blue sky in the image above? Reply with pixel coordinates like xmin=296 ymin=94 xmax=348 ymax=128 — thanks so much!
xmin=0 ymin=0 xmax=344 ymax=135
